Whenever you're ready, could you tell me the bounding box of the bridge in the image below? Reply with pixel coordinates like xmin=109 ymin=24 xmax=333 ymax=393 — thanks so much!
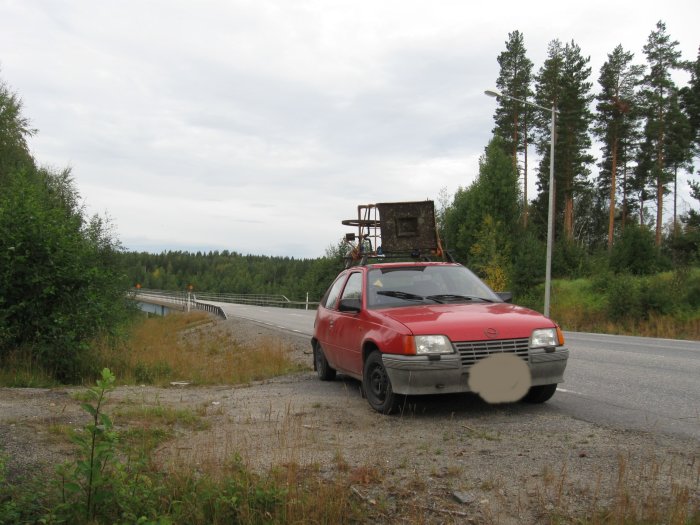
xmin=134 ymin=289 xmax=317 ymax=319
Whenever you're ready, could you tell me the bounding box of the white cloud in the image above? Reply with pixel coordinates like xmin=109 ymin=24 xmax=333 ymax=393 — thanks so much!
xmin=1 ymin=0 xmax=698 ymax=257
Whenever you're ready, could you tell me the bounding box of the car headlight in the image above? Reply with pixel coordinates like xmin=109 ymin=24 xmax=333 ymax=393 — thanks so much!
xmin=414 ymin=335 xmax=454 ymax=355
xmin=530 ymin=328 xmax=561 ymax=349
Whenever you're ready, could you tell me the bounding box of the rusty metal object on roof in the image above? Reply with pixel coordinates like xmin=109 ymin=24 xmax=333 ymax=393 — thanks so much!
xmin=377 ymin=201 xmax=438 ymax=254
xmin=341 ymin=200 xmax=445 ymax=263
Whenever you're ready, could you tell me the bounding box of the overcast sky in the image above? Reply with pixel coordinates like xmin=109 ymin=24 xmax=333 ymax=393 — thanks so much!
xmin=1 ymin=1 xmax=698 ymax=258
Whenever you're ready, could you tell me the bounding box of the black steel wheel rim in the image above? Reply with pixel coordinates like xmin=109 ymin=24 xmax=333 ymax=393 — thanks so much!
xmin=368 ymin=363 xmax=388 ymax=401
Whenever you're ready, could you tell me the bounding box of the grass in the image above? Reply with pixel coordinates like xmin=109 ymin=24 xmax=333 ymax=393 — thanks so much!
xmin=0 ymin=311 xmax=307 ymax=388
xmin=0 ymin=349 xmax=59 ymax=388
xmin=534 ymin=454 xmax=700 ymax=525
xmin=3 ymin=399 xmax=699 ymax=525
xmin=115 ymin=404 xmax=210 ymax=430
xmin=96 ymin=311 xmax=307 ymax=386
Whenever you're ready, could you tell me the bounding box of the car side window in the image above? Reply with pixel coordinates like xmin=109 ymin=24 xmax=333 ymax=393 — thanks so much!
xmin=340 ymin=272 xmax=363 ymax=301
xmin=322 ymin=273 xmax=347 ymax=309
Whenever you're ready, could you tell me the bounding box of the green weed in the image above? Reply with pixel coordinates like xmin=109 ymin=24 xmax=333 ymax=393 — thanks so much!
xmin=55 ymin=368 xmax=119 ymax=523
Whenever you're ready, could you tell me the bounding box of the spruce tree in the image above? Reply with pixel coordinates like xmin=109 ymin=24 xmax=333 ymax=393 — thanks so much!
xmin=594 ymin=45 xmax=644 ymax=250
xmin=441 ymin=136 xmax=520 ymax=267
xmin=493 ymin=30 xmax=534 ymax=223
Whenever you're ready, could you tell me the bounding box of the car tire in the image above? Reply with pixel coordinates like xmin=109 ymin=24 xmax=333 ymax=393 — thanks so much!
xmin=521 ymin=384 xmax=557 ymax=403
xmin=363 ymin=351 xmax=399 ymax=414
xmin=314 ymin=343 xmax=336 ymax=381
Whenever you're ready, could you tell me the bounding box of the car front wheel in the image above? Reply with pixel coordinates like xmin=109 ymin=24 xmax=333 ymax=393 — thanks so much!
xmin=521 ymin=384 xmax=557 ymax=403
xmin=314 ymin=343 xmax=336 ymax=381
xmin=363 ymin=351 xmax=399 ymax=414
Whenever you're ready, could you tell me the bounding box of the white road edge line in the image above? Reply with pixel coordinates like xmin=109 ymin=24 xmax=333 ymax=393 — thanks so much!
xmin=556 ymin=387 xmax=583 ymax=395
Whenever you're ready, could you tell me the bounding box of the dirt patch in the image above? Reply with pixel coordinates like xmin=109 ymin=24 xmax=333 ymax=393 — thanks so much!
xmin=1 ymin=317 xmax=698 ymax=523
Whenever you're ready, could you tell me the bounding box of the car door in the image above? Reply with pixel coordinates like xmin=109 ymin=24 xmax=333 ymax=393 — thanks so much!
xmin=331 ymin=271 xmax=366 ymax=375
xmin=315 ymin=272 xmax=348 ymax=370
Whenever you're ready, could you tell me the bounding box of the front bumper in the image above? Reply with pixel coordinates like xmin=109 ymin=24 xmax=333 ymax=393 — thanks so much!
xmin=382 ymin=348 xmax=569 ymax=396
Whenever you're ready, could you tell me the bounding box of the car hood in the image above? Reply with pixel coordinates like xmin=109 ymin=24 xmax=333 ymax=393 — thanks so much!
xmin=378 ymin=303 xmax=555 ymax=341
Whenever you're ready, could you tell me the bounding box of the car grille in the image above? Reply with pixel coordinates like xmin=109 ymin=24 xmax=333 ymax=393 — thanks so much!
xmin=454 ymin=338 xmax=530 ymax=367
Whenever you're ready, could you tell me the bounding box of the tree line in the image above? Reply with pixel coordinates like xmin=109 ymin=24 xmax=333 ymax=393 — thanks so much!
xmin=121 ymin=249 xmax=344 ymax=302
xmin=440 ymin=21 xmax=700 ymax=296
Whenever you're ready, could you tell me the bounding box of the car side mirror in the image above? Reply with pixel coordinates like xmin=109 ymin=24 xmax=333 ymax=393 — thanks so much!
xmin=339 ymin=297 xmax=362 ymax=312
xmin=496 ymin=292 xmax=513 ymax=303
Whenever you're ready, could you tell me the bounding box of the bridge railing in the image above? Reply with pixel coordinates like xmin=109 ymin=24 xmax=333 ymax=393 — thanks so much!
xmin=133 ymin=289 xmax=226 ymax=318
xmin=193 ymin=292 xmax=317 ymax=309
xmin=134 ymin=289 xmax=318 ymax=312
xmin=134 ymin=289 xmax=188 ymax=305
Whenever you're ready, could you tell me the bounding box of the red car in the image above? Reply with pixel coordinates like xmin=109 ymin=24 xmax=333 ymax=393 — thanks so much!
xmin=312 ymin=261 xmax=569 ymax=414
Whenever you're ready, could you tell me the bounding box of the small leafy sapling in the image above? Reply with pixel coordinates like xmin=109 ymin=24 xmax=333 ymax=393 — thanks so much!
xmin=58 ymin=368 xmax=118 ymax=522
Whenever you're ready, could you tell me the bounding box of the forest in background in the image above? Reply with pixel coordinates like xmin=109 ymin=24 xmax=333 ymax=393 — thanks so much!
xmin=121 ymin=249 xmax=344 ymax=302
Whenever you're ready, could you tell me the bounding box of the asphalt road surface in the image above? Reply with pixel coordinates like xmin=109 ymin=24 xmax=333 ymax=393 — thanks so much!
xmin=212 ymin=302 xmax=700 ymax=440
xmin=552 ymin=332 xmax=700 ymax=440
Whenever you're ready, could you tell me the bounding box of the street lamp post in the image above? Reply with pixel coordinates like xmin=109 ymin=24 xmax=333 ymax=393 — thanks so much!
xmin=485 ymin=89 xmax=557 ymax=318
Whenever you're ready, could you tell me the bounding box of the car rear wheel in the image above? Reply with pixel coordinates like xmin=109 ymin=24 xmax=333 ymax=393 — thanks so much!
xmin=521 ymin=383 xmax=557 ymax=403
xmin=314 ymin=343 xmax=336 ymax=381
xmin=363 ymin=351 xmax=399 ymax=414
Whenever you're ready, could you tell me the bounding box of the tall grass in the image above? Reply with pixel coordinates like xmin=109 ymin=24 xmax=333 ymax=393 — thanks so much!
xmin=536 ymin=453 xmax=700 ymax=525
xmin=0 ymin=348 xmax=58 ymax=387
xmin=96 ymin=312 xmax=307 ymax=385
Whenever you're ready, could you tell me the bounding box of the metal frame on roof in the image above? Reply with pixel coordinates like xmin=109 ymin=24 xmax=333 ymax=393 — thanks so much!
xmin=341 ymin=200 xmax=452 ymax=267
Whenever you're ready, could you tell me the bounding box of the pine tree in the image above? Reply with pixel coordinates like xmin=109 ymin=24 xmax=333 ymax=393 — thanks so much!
xmin=594 ymin=45 xmax=644 ymax=250
xmin=639 ymin=20 xmax=685 ymax=246
xmin=532 ymin=40 xmax=594 ymax=242
xmin=665 ymin=91 xmax=694 ymax=231
xmin=493 ymin=30 xmax=534 ymax=224
xmin=680 ymin=46 xmax=700 ymax=185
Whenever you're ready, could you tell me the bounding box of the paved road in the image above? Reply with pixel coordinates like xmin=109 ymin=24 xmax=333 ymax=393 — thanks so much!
xmin=212 ymin=302 xmax=700 ymax=440
xmin=215 ymin=303 xmax=317 ymax=337
xmin=552 ymin=332 xmax=700 ymax=439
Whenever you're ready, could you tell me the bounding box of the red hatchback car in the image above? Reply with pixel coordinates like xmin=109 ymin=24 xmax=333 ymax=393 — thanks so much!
xmin=312 ymin=261 xmax=569 ymax=414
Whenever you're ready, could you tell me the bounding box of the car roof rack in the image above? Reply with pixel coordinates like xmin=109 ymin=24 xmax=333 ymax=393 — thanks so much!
xmin=346 ymin=251 xmax=455 ymax=268
xmin=340 ymin=201 xmax=453 ymax=268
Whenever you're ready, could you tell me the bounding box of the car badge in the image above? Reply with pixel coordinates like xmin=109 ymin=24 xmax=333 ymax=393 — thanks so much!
xmin=484 ymin=327 xmax=499 ymax=339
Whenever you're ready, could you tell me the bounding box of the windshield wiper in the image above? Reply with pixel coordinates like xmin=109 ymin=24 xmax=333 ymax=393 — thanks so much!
xmin=425 ymin=294 xmax=495 ymax=304
xmin=376 ymin=290 xmax=425 ymax=301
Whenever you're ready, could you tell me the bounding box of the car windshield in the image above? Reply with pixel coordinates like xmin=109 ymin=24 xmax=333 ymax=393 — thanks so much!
xmin=366 ymin=265 xmax=501 ymax=308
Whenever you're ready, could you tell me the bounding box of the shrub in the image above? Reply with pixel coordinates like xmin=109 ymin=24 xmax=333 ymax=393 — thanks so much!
xmin=511 ymin=230 xmax=545 ymax=297
xmin=0 ymin=167 xmax=134 ymax=382
xmin=610 ymin=223 xmax=659 ymax=275
xmin=552 ymin=238 xmax=589 ymax=279
xmin=606 ymin=274 xmax=642 ymax=321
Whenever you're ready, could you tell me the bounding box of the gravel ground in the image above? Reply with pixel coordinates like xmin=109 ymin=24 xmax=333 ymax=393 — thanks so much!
xmin=1 ymin=316 xmax=698 ymax=524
